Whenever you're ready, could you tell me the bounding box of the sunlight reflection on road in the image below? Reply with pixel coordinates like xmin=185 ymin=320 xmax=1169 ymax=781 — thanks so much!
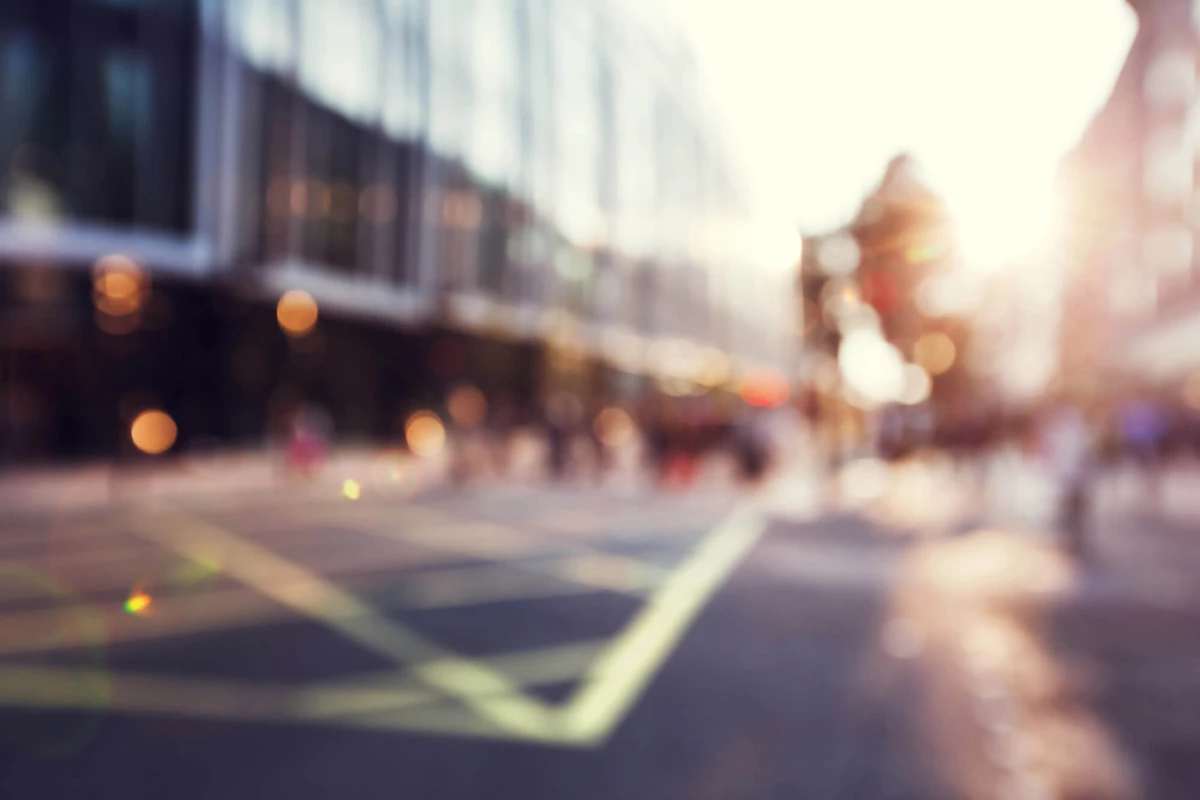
xmin=884 ymin=532 xmax=1137 ymax=799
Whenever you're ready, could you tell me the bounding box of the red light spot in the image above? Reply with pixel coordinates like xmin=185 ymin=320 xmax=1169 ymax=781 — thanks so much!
xmin=860 ymin=270 xmax=899 ymax=314
xmin=429 ymin=338 xmax=466 ymax=377
xmin=739 ymin=370 xmax=791 ymax=408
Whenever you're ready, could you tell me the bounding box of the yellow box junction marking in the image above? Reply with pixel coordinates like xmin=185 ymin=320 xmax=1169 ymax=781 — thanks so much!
xmin=131 ymin=512 xmax=558 ymax=741
xmin=0 ymin=495 xmax=768 ymax=746
xmin=560 ymin=510 xmax=765 ymax=744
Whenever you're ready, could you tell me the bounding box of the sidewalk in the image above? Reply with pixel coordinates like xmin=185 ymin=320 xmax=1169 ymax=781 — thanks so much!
xmin=0 ymin=429 xmax=758 ymax=518
xmin=0 ymin=447 xmax=414 ymax=517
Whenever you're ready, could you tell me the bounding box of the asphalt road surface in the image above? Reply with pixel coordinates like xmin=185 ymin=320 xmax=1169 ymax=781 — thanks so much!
xmin=0 ymin=458 xmax=1178 ymax=799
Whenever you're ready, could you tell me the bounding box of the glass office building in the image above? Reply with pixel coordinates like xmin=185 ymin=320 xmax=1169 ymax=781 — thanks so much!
xmin=0 ymin=0 xmax=796 ymax=455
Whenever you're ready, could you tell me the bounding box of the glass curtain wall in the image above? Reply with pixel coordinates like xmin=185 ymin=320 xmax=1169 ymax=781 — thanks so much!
xmin=210 ymin=0 xmax=758 ymax=358
xmin=0 ymin=0 xmax=196 ymax=233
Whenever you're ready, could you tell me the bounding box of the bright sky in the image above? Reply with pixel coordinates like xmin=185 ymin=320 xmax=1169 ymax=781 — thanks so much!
xmin=658 ymin=0 xmax=1138 ymax=250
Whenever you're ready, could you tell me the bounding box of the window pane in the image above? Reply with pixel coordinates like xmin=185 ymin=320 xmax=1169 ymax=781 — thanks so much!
xmin=226 ymin=0 xmax=295 ymax=74
xmin=0 ymin=0 xmax=196 ymax=233
xmin=381 ymin=0 xmax=425 ymax=140
xmin=298 ymin=0 xmax=381 ymax=124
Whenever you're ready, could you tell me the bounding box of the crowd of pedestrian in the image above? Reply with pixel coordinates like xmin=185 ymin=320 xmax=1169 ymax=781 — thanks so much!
xmin=852 ymin=391 xmax=1200 ymax=559
xmin=436 ymin=388 xmax=789 ymax=489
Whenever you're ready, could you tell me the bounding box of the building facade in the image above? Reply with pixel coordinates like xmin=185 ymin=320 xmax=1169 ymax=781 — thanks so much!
xmin=0 ymin=0 xmax=795 ymax=460
xmin=1060 ymin=0 xmax=1200 ymax=395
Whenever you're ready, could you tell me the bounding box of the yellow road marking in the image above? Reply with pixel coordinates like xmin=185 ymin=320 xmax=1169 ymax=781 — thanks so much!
xmin=560 ymin=509 xmax=767 ymax=745
xmin=0 ymin=558 xmax=651 ymax=658
xmin=0 ymin=490 xmax=770 ymax=746
xmin=350 ymin=507 xmax=667 ymax=597
xmin=211 ymin=498 xmax=674 ymax=598
xmin=0 ymin=640 xmax=610 ymax=739
xmin=130 ymin=510 xmax=557 ymax=739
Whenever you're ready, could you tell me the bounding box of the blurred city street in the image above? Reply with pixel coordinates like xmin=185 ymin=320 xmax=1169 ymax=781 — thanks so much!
xmin=0 ymin=446 xmax=1197 ymax=798
xmin=7 ymin=0 xmax=1200 ymax=796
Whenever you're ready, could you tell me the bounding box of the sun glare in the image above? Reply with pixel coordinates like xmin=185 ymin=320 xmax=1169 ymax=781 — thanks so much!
xmin=944 ymin=174 xmax=1061 ymax=272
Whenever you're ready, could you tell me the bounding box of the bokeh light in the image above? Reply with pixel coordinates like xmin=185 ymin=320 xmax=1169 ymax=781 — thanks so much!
xmin=342 ymin=478 xmax=362 ymax=500
xmin=130 ymin=410 xmax=177 ymax=455
xmin=912 ymin=332 xmax=957 ymax=376
xmin=289 ymin=180 xmax=308 ymax=215
xmin=658 ymin=376 xmax=697 ymax=398
xmin=816 ymin=234 xmax=861 ymax=276
xmin=276 ymin=290 xmax=319 ymax=337
xmin=594 ymin=406 xmax=636 ymax=447
xmin=97 ymin=271 xmax=139 ymax=302
xmin=739 ymin=369 xmax=791 ymax=408
xmin=447 ymin=384 xmax=488 ymax=428
xmin=915 ymin=273 xmax=984 ymax=317
xmin=839 ymin=330 xmax=905 ymax=405
xmin=898 ymin=363 xmax=933 ymax=405
xmin=124 ymin=588 xmax=152 ymax=616
xmin=859 ymin=270 xmax=899 ymax=314
xmin=820 ymin=278 xmax=861 ymax=327
xmin=92 ymin=254 xmax=143 ymax=295
xmin=405 ymin=411 xmax=446 ymax=457
xmin=696 ymin=347 xmax=732 ymax=387
xmin=92 ymin=254 xmax=146 ymax=325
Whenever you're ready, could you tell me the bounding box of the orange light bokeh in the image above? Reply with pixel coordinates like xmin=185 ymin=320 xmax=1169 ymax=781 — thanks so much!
xmin=447 ymin=385 xmax=488 ymax=428
xmin=739 ymin=369 xmax=791 ymax=408
xmin=913 ymin=332 xmax=957 ymax=376
xmin=276 ymin=290 xmax=319 ymax=337
xmin=594 ymin=406 xmax=636 ymax=447
xmin=92 ymin=253 xmax=146 ymax=326
xmin=405 ymin=411 xmax=446 ymax=458
xmin=130 ymin=409 xmax=177 ymax=454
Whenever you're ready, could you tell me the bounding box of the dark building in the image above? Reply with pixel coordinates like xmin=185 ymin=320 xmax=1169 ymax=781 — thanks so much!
xmin=0 ymin=0 xmax=795 ymax=463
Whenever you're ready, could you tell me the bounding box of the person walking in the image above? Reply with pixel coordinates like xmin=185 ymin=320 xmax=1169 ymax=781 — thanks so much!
xmin=1042 ymin=403 xmax=1093 ymax=559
